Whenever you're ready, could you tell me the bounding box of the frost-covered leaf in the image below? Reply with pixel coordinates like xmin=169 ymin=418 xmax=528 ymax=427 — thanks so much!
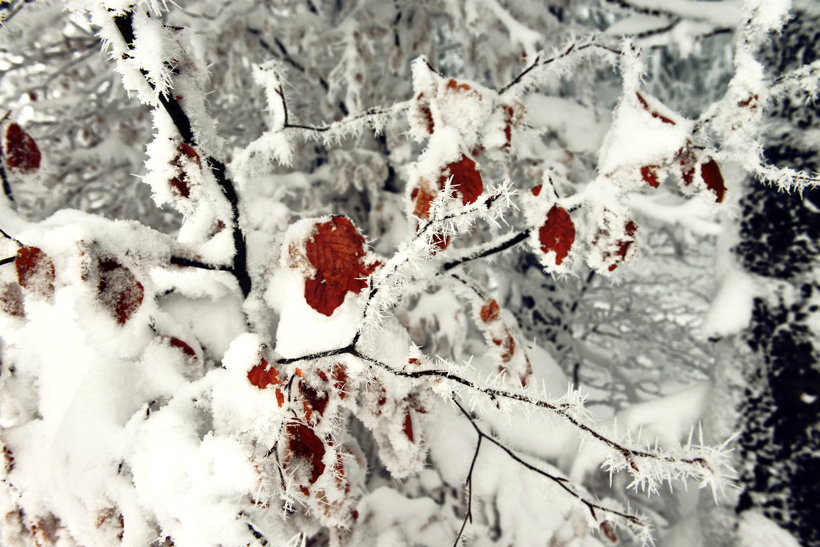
xmin=701 ymin=159 xmax=726 ymax=203
xmin=538 ymin=206 xmax=575 ymax=266
xmin=441 ymin=155 xmax=483 ymax=205
xmin=168 ymin=143 xmax=201 ymax=199
xmin=303 ymin=216 xmax=379 ymax=316
xmin=286 ymin=423 xmax=326 ymax=485
xmin=0 ymin=282 xmax=24 ymax=317
xmin=16 ymin=247 xmax=55 ymax=298
xmin=246 ymin=358 xmax=281 ymax=389
xmin=96 ymin=258 xmax=144 ymax=324
xmin=4 ymin=123 xmax=41 ymax=172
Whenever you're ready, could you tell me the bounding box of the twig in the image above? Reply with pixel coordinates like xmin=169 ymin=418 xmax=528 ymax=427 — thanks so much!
xmin=499 ymin=41 xmax=622 ymax=95
xmin=453 ymin=424 xmax=481 ymax=546
xmin=0 ymin=227 xmax=22 ymax=246
xmin=0 ymin=162 xmax=13 ymax=204
xmin=168 ymin=256 xmax=231 ymax=271
xmin=442 ymin=229 xmax=531 ymax=272
xmin=451 ymin=396 xmax=645 ymax=542
xmin=275 ymin=344 xmax=355 ymax=366
xmin=0 ymin=256 xmax=14 ymax=266
xmin=112 ymin=12 xmax=252 ymax=298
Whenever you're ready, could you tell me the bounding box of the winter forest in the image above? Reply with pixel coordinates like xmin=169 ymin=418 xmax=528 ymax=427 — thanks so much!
xmin=0 ymin=0 xmax=817 ymax=545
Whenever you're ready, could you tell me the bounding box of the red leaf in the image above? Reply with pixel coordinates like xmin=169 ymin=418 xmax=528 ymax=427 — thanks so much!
xmin=247 ymin=359 xmax=281 ymax=389
xmin=16 ymin=247 xmax=55 ymax=298
xmin=502 ymin=105 xmax=515 ymax=149
xmin=445 ymin=79 xmax=471 ymax=91
xmin=0 ymin=282 xmax=24 ymax=317
xmin=299 ymin=381 xmax=329 ymax=417
xmin=600 ymin=521 xmax=618 ymax=543
xmin=403 ymin=411 xmax=415 ymax=443
xmin=608 ymin=221 xmax=638 ymax=272
xmin=410 ymin=180 xmax=437 ymax=220
xmin=492 ymin=334 xmax=516 ymax=363
xmin=4 ymin=123 xmax=41 ymax=172
xmin=275 ymin=388 xmax=285 ymax=407
xmin=97 ymin=258 xmax=144 ymax=324
xmin=640 ymin=165 xmax=661 ymax=188
xmin=635 ymin=92 xmax=676 ymax=125
xmin=168 ymin=143 xmax=201 ymax=198
xmin=480 ymin=299 xmax=500 ymax=323
xmin=531 ymin=184 xmax=542 ymax=196
xmin=538 ymin=206 xmax=575 ymax=265
xmin=303 ymin=216 xmax=378 ymax=316
xmin=169 ymin=337 xmax=196 ymax=358
xmin=430 ymin=232 xmax=451 ymax=251
xmin=414 ymin=93 xmax=435 ymax=134
xmin=439 ymin=155 xmax=483 ymax=205
xmin=331 ymin=364 xmax=348 ymax=399
xmin=287 ymin=423 xmax=326 ymax=484
xmin=701 ymin=159 xmax=726 ymax=203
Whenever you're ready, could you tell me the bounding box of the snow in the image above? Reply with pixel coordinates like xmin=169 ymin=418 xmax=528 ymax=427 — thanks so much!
xmin=1 ymin=0 xmax=813 ymax=544
xmin=525 ymin=95 xmax=609 ymax=154
xmin=701 ymin=267 xmax=757 ymax=337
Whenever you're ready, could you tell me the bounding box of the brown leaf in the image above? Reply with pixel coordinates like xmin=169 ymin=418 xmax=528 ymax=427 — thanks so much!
xmin=286 ymin=423 xmax=326 ymax=484
xmin=0 ymin=282 xmax=24 ymax=317
xmin=16 ymin=247 xmax=55 ymax=298
xmin=636 ymin=92 xmax=676 ymax=125
xmin=97 ymin=258 xmax=144 ymax=324
xmin=4 ymin=123 xmax=41 ymax=172
xmin=403 ymin=411 xmax=415 ymax=443
xmin=640 ymin=165 xmax=661 ymax=188
xmin=600 ymin=521 xmax=618 ymax=543
xmin=701 ymin=159 xmax=726 ymax=203
xmin=439 ymin=155 xmax=483 ymax=205
xmin=303 ymin=216 xmax=378 ymax=316
xmin=247 ymin=358 xmax=281 ymax=389
xmin=480 ymin=299 xmax=500 ymax=323
xmin=538 ymin=206 xmax=575 ymax=266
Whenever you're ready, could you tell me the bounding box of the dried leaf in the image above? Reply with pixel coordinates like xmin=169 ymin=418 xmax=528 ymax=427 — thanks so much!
xmin=303 ymin=216 xmax=378 ymax=316
xmin=440 ymin=155 xmax=483 ymax=205
xmin=4 ymin=123 xmax=41 ymax=172
xmin=287 ymin=423 xmax=326 ymax=484
xmin=640 ymin=165 xmax=661 ymax=188
xmin=97 ymin=258 xmax=144 ymax=324
xmin=168 ymin=337 xmax=196 ymax=358
xmin=480 ymin=299 xmax=500 ymax=323
xmin=247 ymin=359 xmax=281 ymax=389
xmin=636 ymin=92 xmax=676 ymax=125
xmin=538 ymin=206 xmax=575 ymax=265
xmin=16 ymin=247 xmax=55 ymax=298
xmin=0 ymin=282 xmax=24 ymax=317
xmin=403 ymin=411 xmax=415 ymax=442
xmin=701 ymin=159 xmax=726 ymax=203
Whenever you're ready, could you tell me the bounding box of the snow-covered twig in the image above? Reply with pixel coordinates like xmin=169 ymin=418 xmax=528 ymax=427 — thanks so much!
xmin=451 ymin=396 xmax=648 ymax=545
xmin=111 ymin=11 xmax=252 ymax=296
xmin=499 ymin=40 xmax=622 ymax=95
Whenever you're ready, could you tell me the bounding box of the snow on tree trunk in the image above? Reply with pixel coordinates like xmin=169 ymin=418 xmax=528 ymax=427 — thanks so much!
xmin=700 ymin=4 xmax=819 ymax=545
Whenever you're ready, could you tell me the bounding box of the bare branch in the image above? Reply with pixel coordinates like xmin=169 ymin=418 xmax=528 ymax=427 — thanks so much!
xmin=451 ymin=396 xmax=646 ymax=541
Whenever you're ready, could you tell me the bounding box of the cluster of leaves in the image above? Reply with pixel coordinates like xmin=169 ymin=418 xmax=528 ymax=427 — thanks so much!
xmin=0 ymin=1 xmax=816 ymax=546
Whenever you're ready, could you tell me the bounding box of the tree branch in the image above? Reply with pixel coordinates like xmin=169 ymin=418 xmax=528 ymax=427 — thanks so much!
xmin=499 ymin=41 xmax=622 ymax=95
xmin=442 ymin=229 xmax=531 ymax=272
xmin=112 ymin=12 xmax=252 ymax=297
xmin=451 ymin=396 xmax=645 ymax=542
xmin=0 ymin=227 xmax=22 ymax=246
xmin=168 ymin=256 xmax=231 ymax=271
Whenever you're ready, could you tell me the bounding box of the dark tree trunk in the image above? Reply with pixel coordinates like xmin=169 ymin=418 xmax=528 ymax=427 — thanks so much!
xmin=728 ymin=5 xmax=820 ymax=545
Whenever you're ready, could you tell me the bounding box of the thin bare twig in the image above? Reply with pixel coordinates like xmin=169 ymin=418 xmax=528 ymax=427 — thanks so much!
xmin=451 ymin=395 xmax=645 ymax=545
